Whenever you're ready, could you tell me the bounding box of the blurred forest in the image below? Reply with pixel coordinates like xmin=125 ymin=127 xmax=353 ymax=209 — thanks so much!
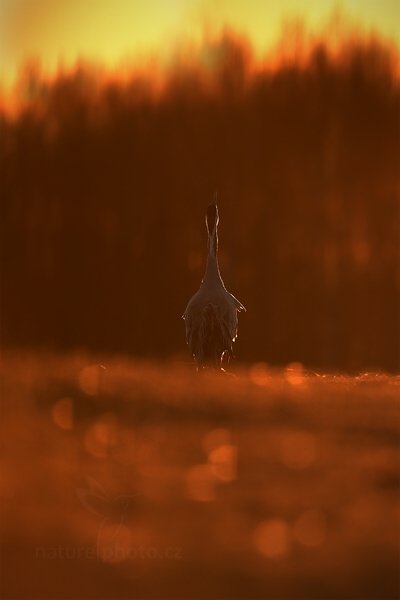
xmin=0 ymin=30 xmax=399 ymax=371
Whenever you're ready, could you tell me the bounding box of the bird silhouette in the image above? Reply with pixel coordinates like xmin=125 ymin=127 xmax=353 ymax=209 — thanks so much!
xmin=183 ymin=197 xmax=246 ymax=369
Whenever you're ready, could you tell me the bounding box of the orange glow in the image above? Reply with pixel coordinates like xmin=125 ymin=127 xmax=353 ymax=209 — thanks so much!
xmin=208 ymin=444 xmax=237 ymax=482
xmin=202 ymin=428 xmax=231 ymax=453
xmin=280 ymin=431 xmax=317 ymax=470
xmin=0 ymin=463 xmax=16 ymax=500
xmin=186 ymin=464 xmax=216 ymax=501
xmin=97 ymin=523 xmax=132 ymax=563
xmin=253 ymin=519 xmax=291 ymax=558
xmin=1 ymin=23 xmax=398 ymax=117
xmin=78 ymin=364 xmax=106 ymax=396
xmin=84 ymin=414 xmax=118 ymax=458
xmin=249 ymin=362 xmax=271 ymax=386
xmin=51 ymin=397 xmax=74 ymax=430
xmin=111 ymin=429 xmax=136 ymax=465
xmin=1 ymin=355 xmax=399 ymax=598
xmin=1 ymin=0 xmax=399 ymax=92
xmin=293 ymin=509 xmax=327 ymax=547
xmin=285 ymin=362 xmax=306 ymax=386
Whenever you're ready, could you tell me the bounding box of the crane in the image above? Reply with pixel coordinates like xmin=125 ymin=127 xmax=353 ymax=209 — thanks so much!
xmin=183 ymin=198 xmax=246 ymax=369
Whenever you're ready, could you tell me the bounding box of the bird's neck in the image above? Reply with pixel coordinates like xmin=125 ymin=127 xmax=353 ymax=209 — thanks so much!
xmin=202 ymin=234 xmax=224 ymax=287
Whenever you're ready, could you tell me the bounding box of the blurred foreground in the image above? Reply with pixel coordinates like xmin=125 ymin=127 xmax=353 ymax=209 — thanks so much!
xmin=0 ymin=353 xmax=399 ymax=599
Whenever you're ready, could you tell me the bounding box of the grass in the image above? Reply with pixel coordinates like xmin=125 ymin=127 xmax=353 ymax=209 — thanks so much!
xmin=0 ymin=353 xmax=399 ymax=599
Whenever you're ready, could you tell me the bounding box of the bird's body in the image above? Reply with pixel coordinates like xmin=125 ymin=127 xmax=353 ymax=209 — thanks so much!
xmin=183 ymin=201 xmax=245 ymax=369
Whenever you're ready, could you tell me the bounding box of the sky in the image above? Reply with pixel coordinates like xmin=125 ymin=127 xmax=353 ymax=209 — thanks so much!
xmin=1 ymin=0 xmax=399 ymax=88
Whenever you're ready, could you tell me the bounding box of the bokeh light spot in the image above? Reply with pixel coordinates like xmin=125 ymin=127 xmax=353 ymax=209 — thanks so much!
xmin=253 ymin=519 xmax=291 ymax=558
xmin=84 ymin=414 xmax=117 ymax=458
xmin=78 ymin=364 xmax=106 ymax=396
xmin=285 ymin=362 xmax=305 ymax=386
xmin=208 ymin=444 xmax=237 ymax=482
xmin=51 ymin=397 xmax=74 ymax=430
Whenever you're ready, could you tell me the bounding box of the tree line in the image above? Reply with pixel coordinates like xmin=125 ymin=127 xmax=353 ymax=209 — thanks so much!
xmin=1 ymin=31 xmax=399 ymax=371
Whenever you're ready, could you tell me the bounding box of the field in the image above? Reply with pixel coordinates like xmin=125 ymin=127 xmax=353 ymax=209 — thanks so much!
xmin=0 ymin=354 xmax=399 ymax=600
